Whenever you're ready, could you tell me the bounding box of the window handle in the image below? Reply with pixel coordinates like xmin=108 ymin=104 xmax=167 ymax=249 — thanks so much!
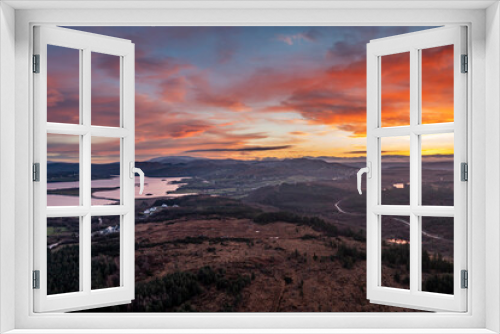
xmin=134 ymin=168 xmax=145 ymax=195
xmin=130 ymin=162 xmax=145 ymax=195
xmin=357 ymin=162 xmax=371 ymax=195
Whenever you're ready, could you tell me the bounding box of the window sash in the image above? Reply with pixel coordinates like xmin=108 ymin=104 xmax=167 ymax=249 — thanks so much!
xmin=366 ymin=26 xmax=468 ymax=312
xmin=33 ymin=25 xmax=136 ymax=313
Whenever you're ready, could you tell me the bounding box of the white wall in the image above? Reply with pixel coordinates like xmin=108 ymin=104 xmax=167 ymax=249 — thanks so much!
xmin=0 ymin=2 xmax=16 ymax=333
xmin=485 ymin=2 xmax=500 ymax=333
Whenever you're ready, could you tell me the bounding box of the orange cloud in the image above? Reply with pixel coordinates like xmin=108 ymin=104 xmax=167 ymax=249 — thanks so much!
xmin=289 ymin=131 xmax=309 ymax=136
xmin=159 ymin=77 xmax=189 ymax=103
xmin=381 ymin=52 xmax=410 ymax=127
xmin=421 ymin=45 xmax=454 ymax=123
xmin=195 ymin=92 xmax=251 ymax=112
xmin=251 ymin=60 xmax=367 ymax=137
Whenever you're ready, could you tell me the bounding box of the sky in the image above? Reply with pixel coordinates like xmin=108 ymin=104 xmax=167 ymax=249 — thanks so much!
xmin=46 ymin=26 xmax=454 ymax=163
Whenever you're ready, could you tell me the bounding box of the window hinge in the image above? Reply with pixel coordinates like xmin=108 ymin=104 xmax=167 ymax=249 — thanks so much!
xmin=33 ymin=54 xmax=40 ymax=73
xmin=461 ymin=54 xmax=468 ymax=73
xmin=33 ymin=163 xmax=40 ymax=182
xmin=461 ymin=162 xmax=468 ymax=181
xmin=33 ymin=270 xmax=40 ymax=289
xmin=461 ymin=270 xmax=468 ymax=289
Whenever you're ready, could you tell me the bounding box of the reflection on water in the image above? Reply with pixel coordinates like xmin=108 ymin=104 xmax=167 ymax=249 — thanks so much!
xmin=47 ymin=176 xmax=191 ymax=206
xmin=47 ymin=194 xmax=81 ymax=206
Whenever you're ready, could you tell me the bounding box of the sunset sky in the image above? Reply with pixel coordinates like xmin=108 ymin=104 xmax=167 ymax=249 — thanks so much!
xmin=46 ymin=26 xmax=454 ymax=163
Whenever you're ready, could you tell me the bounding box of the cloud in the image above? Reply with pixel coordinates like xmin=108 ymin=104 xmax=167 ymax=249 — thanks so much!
xmin=91 ymin=137 xmax=121 ymax=163
xmin=326 ymin=40 xmax=365 ymax=63
xmin=303 ymin=29 xmax=322 ymax=41
xmin=46 ymin=49 xmax=80 ymax=124
xmin=345 ymin=150 xmax=367 ymax=154
xmin=421 ymin=154 xmax=454 ymax=159
xmin=53 ymin=26 xmax=449 ymax=162
xmin=276 ymin=29 xmax=321 ymax=45
xmin=47 ymin=94 xmax=79 ymax=124
xmin=215 ymin=28 xmax=240 ymax=64
xmin=257 ymin=60 xmax=368 ymax=136
xmin=163 ymin=120 xmax=214 ymax=139
xmin=195 ymin=91 xmax=251 ymax=112
xmin=421 ymin=45 xmax=454 ymax=123
xmin=47 ymin=76 xmax=66 ymax=107
xmin=185 ymin=145 xmax=292 ymax=153
xmin=47 ymin=134 xmax=80 ymax=163
xmin=289 ymin=131 xmax=309 ymax=136
xmin=136 ymin=54 xmax=193 ymax=80
xmin=254 ymin=44 xmax=449 ymax=137
xmin=159 ymin=77 xmax=189 ymax=103
xmin=93 ymin=48 xmax=193 ymax=82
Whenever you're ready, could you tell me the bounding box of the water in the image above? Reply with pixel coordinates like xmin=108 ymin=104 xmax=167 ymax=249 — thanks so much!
xmin=47 ymin=176 xmax=191 ymax=206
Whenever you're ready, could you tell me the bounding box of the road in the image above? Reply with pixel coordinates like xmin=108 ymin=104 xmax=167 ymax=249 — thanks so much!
xmin=335 ymin=199 xmax=443 ymax=240
xmin=392 ymin=218 xmax=443 ymax=240
xmin=334 ymin=200 xmax=349 ymax=214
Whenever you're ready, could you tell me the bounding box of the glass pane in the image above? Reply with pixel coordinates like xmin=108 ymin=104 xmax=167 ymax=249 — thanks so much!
xmin=421 ymin=217 xmax=454 ymax=294
xmin=381 ymin=52 xmax=410 ymax=127
xmin=381 ymin=216 xmax=410 ymax=289
xmin=47 ymin=45 xmax=80 ymax=124
xmin=421 ymin=45 xmax=454 ymax=124
xmin=91 ymin=137 xmax=121 ymax=206
xmin=47 ymin=134 xmax=80 ymax=206
xmin=47 ymin=217 xmax=80 ymax=295
xmin=91 ymin=216 xmax=121 ymax=290
xmin=92 ymin=52 xmax=121 ymax=127
xmin=381 ymin=215 xmax=410 ymax=289
xmin=381 ymin=136 xmax=410 ymax=205
xmin=421 ymin=133 xmax=454 ymax=206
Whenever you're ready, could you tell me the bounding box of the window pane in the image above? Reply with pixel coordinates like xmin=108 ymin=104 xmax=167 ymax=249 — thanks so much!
xmin=381 ymin=136 xmax=410 ymax=205
xmin=421 ymin=217 xmax=453 ymax=294
xmin=91 ymin=137 xmax=121 ymax=206
xmin=421 ymin=45 xmax=454 ymax=124
xmin=381 ymin=215 xmax=410 ymax=289
xmin=92 ymin=52 xmax=121 ymax=127
xmin=47 ymin=45 xmax=80 ymax=124
xmin=47 ymin=217 xmax=80 ymax=295
xmin=91 ymin=216 xmax=121 ymax=290
xmin=47 ymin=134 xmax=80 ymax=206
xmin=381 ymin=52 xmax=410 ymax=127
xmin=421 ymin=133 xmax=454 ymax=206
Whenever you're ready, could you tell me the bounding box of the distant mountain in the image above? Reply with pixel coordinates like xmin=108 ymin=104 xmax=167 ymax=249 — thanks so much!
xmin=148 ymin=156 xmax=208 ymax=164
xmin=47 ymin=162 xmax=121 ymax=182
xmin=137 ymin=157 xmax=357 ymax=180
xmin=422 ymin=161 xmax=454 ymax=171
xmin=47 ymin=157 xmax=358 ymax=182
xmin=47 ymin=156 xmax=453 ymax=184
xmin=305 ymin=156 xmax=367 ymax=164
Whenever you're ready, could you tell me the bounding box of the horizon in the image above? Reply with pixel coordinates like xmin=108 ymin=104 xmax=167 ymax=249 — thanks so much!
xmin=47 ymin=153 xmax=454 ymax=165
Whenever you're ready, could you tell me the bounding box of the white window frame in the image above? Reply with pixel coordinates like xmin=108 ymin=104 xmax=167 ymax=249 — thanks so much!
xmin=365 ymin=26 xmax=467 ymax=312
xmin=1 ymin=2 xmax=499 ymax=333
xmin=33 ymin=26 xmax=136 ymax=313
